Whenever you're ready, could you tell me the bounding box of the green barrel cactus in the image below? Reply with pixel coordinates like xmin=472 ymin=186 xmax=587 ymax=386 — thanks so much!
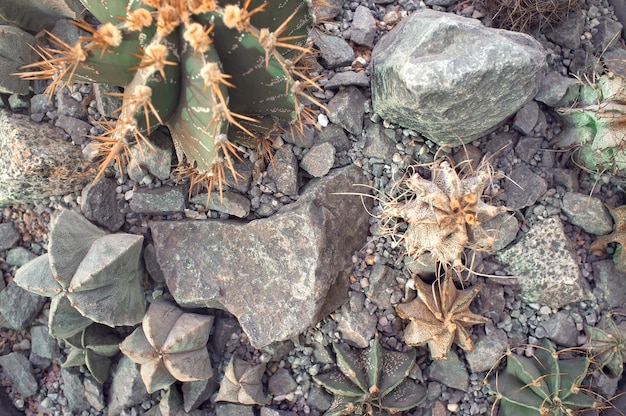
xmin=18 ymin=0 xmax=323 ymax=194
xmin=62 ymin=324 xmax=121 ymax=383
xmin=313 ymin=337 xmax=426 ymax=416
xmin=13 ymin=209 xmax=145 ymax=339
xmin=119 ymin=297 xmax=214 ymax=394
xmin=488 ymin=339 xmax=599 ymax=416
xmin=585 ymin=314 xmax=626 ymax=378
xmin=556 ymin=73 xmax=626 ymax=177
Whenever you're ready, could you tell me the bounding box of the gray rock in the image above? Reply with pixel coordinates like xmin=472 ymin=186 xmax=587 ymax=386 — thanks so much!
xmin=514 ymin=136 xmax=543 ymax=164
xmin=30 ymin=325 xmax=61 ymax=360
xmin=484 ymin=132 xmax=518 ymax=158
xmin=84 ymin=376 xmax=105 ymax=411
xmin=55 ymin=114 xmax=91 ymax=144
xmin=534 ymin=72 xmax=580 ymax=108
xmin=261 ymin=408 xmax=298 ymax=416
xmin=61 ymin=368 xmax=90 ymax=413
xmin=593 ymin=260 xmax=626 ymax=308
xmin=539 ymin=310 xmax=579 ymax=347
xmin=191 ymin=191 xmax=251 ymax=218
xmin=143 ymin=243 xmax=165 ymax=284
xmin=0 ymin=222 xmax=20 ymax=251
xmin=0 ymin=281 xmax=46 ymax=329
xmin=312 ymin=30 xmax=355 ymax=69
xmin=129 ymin=185 xmax=187 ymax=215
xmin=0 ymin=26 xmax=37 ymax=95
xmin=324 ymin=71 xmax=370 ymax=89
xmin=545 ymin=10 xmax=585 ymax=50
xmin=216 ymin=403 xmax=255 ymax=416
xmin=307 ymin=385 xmax=333 ymax=412
xmin=497 ymin=217 xmax=593 ymax=309
xmin=371 ymin=9 xmax=546 ymax=146
xmin=0 ymin=111 xmax=96 ymax=206
xmin=314 ymin=0 xmax=342 ymax=20
xmin=268 ymin=148 xmax=299 ymax=196
xmin=8 ymin=94 xmax=28 ymax=111
xmin=0 ymin=0 xmax=80 ymax=32
xmin=362 ymin=121 xmax=396 ymax=160
xmin=427 ymin=349 xmax=469 ymax=392
xmin=512 ymin=101 xmax=539 ymax=136
xmin=465 ymin=326 xmax=508 ymax=373
xmin=301 ymin=142 xmax=335 ymax=177
xmin=223 ymin=157 xmax=254 ymax=193
xmin=6 ymin=246 xmax=36 ymax=266
xmin=595 ymin=17 xmax=623 ymax=53
xmin=93 ymin=83 xmax=122 ymax=117
xmin=283 ymin=124 xmax=315 ymax=148
xmin=81 ymin=177 xmax=125 ymax=232
xmin=481 ymin=212 xmax=519 ymax=251
xmin=56 ymin=87 xmax=87 ymax=119
xmin=182 ymin=378 xmax=218 ymax=413
xmin=327 ymin=86 xmax=367 ymax=136
xmin=267 ymin=368 xmax=298 ymax=396
xmin=337 ymin=293 xmax=377 ymax=348
xmin=316 ymin=123 xmax=352 ymax=152
xmin=561 ymin=192 xmax=613 ymax=235
xmin=366 ymin=264 xmax=403 ymax=310
xmin=30 ymin=94 xmax=56 ymax=115
xmin=502 ymin=166 xmax=547 ymax=210
xmin=553 ymin=168 xmax=579 ymax=192
xmin=211 ymin=316 xmax=241 ymax=356
xmin=127 ymin=128 xmax=173 ymax=181
xmin=107 ymin=356 xmax=149 ymax=416
xmin=351 ymin=6 xmax=377 ymax=47
xmin=150 ymin=166 xmax=371 ymax=348
xmin=0 ymin=352 xmax=37 ymax=397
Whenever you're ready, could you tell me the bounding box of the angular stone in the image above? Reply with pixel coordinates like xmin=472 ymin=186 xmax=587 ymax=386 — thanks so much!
xmin=192 ymin=191 xmax=251 ymax=218
xmin=216 ymin=403 xmax=256 ymax=416
xmin=107 ymin=356 xmax=149 ymax=416
xmin=0 ymin=222 xmax=20 ymax=251
xmin=30 ymin=325 xmax=62 ymax=360
xmin=267 ymin=368 xmax=297 ymax=396
xmin=129 ymin=185 xmax=187 ymax=215
xmin=502 ymin=166 xmax=547 ymax=210
xmin=539 ymin=310 xmax=579 ymax=347
xmin=465 ymin=327 xmax=508 ymax=373
xmin=300 ymin=142 xmax=335 ymax=178
xmin=0 ymin=0 xmax=80 ymax=32
xmin=366 ymin=264 xmax=403 ymax=311
xmin=127 ymin=128 xmax=173 ymax=181
xmin=6 ymin=247 xmax=37 ymax=267
xmin=150 ymin=166 xmax=371 ymax=348
xmin=268 ymin=148 xmax=299 ymax=196
xmin=324 ymin=71 xmax=370 ymax=89
xmin=312 ymin=30 xmax=355 ymax=69
xmin=327 ymin=86 xmax=366 ymax=136
xmin=0 ymin=352 xmax=37 ymax=397
xmin=55 ymin=114 xmax=91 ymax=144
xmin=81 ymin=177 xmax=125 ymax=232
xmin=593 ymin=260 xmax=626 ymax=309
xmin=534 ymin=71 xmax=580 ymax=107
xmin=0 ymin=26 xmax=37 ymax=95
xmin=61 ymin=368 xmax=90 ymax=413
xmin=351 ymin=5 xmax=376 ymax=47
xmin=497 ymin=217 xmax=593 ymax=309
xmin=337 ymin=293 xmax=377 ymax=348
xmin=427 ymin=349 xmax=469 ymax=392
xmin=561 ymin=192 xmax=613 ymax=235
xmin=362 ymin=121 xmax=396 ymax=160
xmin=0 ymin=281 xmax=46 ymax=329
xmin=0 ymin=111 xmax=96 ymax=206
xmin=545 ymin=10 xmax=585 ymax=50
xmin=512 ymin=101 xmax=539 ymax=136
xmin=371 ymin=9 xmax=546 ymax=146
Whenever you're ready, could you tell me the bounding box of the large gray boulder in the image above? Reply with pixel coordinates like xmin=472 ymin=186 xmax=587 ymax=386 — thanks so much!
xmin=150 ymin=165 xmax=371 ymax=348
xmin=371 ymin=9 xmax=546 ymax=146
xmin=0 ymin=111 xmax=96 ymax=206
xmin=0 ymin=26 xmax=37 ymax=95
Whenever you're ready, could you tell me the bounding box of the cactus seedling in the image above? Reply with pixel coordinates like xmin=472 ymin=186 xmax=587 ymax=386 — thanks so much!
xmin=119 ymin=297 xmax=214 ymax=394
xmin=585 ymin=314 xmax=626 ymax=378
xmin=590 ymin=204 xmax=626 ymax=272
xmin=313 ymin=337 xmax=426 ymax=415
xmin=215 ymin=355 xmax=270 ymax=405
xmin=379 ymin=159 xmax=506 ymax=268
xmin=488 ymin=339 xmax=599 ymax=416
xmin=17 ymin=0 xmax=324 ymax=195
xmin=14 ymin=209 xmax=145 ymax=339
xmin=62 ymin=324 xmax=121 ymax=383
xmin=395 ymin=274 xmax=488 ymax=360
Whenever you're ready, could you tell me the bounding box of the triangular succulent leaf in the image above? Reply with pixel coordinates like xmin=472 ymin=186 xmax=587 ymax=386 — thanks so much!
xmin=163 ymin=349 xmax=213 ymax=382
xmin=85 ymin=349 xmax=112 ymax=384
xmin=313 ymin=370 xmax=364 ymax=398
xmin=120 ymin=327 xmax=159 ymax=365
xmin=142 ymin=298 xmax=185 ymax=351
xmin=48 ymin=295 xmax=93 ymax=339
xmin=141 ymin=358 xmax=177 ymax=394
xmin=13 ymin=254 xmax=61 ymax=297
xmin=83 ymin=325 xmax=120 ymax=357
xmin=490 ymin=371 xmax=546 ymax=410
xmin=62 ymin=348 xmax=86 ymax=368
xmin=367 ymin=336 xmax=382 ymax=392
xmin=379 ymin=348 xmax=417 ymax=397
xmin=161 ymin=313 xmax=213 ymax=354
xmin=333 ymin=343 xmax=368 ymax=393
xmin=379 ymin=378 xmax=426 ymax=412
xmin=506 ymin=353 xmax=550 ymax=401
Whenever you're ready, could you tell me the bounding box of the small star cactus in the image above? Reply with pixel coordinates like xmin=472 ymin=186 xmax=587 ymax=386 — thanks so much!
xmin=18 ymin=0 xmax=324 ymax=194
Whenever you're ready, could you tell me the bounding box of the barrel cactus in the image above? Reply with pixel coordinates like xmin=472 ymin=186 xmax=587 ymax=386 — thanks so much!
xmin=585 ymin=314 xmax=626 ymax=378
xmin=18 ymin=0 xmax=323 ymax=193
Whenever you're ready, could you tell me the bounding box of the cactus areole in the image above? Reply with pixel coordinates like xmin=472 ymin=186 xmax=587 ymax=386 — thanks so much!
xmin=18 ymin=0 xmax=323 ymax=194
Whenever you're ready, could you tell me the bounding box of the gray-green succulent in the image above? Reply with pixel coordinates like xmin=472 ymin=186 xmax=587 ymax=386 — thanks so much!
xmin=62 ymin=324 xmax=120 ymax=383
xmin=14 ymin=209 xmax=145 ymax=339
xmin=585 ymin=314 xmax=626 ymax=378
xmin=313 ymin=337 xmax=426 ymax=416
xmin=119 ymin=297 xmax=214 ymax=394
xmin=214 ymin=355 xmax=270 ymax=405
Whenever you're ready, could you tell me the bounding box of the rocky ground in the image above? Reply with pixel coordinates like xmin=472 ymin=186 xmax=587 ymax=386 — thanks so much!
xmin=2 ymin=0 xmax=626 ymax=415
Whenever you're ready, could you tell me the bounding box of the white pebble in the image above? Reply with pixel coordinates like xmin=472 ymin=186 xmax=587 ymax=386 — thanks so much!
xmin=317 ymin=113 xmax=329 ymax=127
xmin=448 ymin=403 xmax=459 ymax=412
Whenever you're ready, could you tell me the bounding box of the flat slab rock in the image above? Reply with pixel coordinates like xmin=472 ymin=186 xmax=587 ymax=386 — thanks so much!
xmin=150 ymin=166 xmax=371 ymax=348
xmin=496 ymin=216 xmax=593 ymax=309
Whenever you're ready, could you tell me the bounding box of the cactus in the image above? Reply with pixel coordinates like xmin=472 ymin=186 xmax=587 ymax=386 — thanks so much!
xmin=214 ymin=355 xmax=269 ymax=405
xmin=585 ymin=314 xmax=626 ymax=378
xmin=17 ymin=0 xmax=323 ymax=195
xmin=395 ymin=273 xmax=488 ymax=360
xmin=313 ymin=337 xmax=426 ymax=416
xmin=62 ymin=324 xmax=121 ymax=383
xmin=590 ymin=204 xmax=626 ymax=272
xmin=379 ymin=159 xmax=507 ymax=268
xmin=556 ymin=73 xmax=626 ymax=178
xmin=488 ymin=339 xmax=599 ymax=416
xmin=119 ymin=297 xmax=214 ymax=394
xmin=13 ymin=209 xmax=145 ymax=339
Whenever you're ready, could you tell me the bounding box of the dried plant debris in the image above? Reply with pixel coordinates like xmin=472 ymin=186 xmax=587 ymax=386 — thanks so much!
xmin=590 ymin=204 xmax=626 ymax=272
xmin=379 ymin=159 xmax=506 ymax=268
xmin=119 ymin=297 xmax=214 ymax=394
xmin=395 ymin=274 xmax=489 ymax=360
xmin=484 ymin=0 xmax=583 ymax=33
xmin=215 ymin=355 xmax=270 ymax=405
xmin=313 ymin=337 xmax=426 ymax=415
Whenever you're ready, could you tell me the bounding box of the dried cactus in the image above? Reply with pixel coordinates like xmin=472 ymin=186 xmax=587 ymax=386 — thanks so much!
xmin=119 ymin=297 xmax=214 ymax=394
xmin=313 ymin=337 xmax=426 ymax=415
xmin=17 ymin=0 xmax=323 ymax=195
xmin=215 ymin=355 xmax=269 ymax=405
xmin=585 ymin=314 xmax=626 ymax=378
xmin=62 ymin=324 xmax=120 ymax=383
xmin=379 ymin=159 xmax=506 ymax=268
xmin=488 ymin=339 xmax=599 ymax=416
xmin=590 ymin=204 xmax=626 ymax=272
xmin=395 ymin=274 xmax=488 ymax=360
xmin=14 ymin=209 xmax=145 ymax=339
xmin=483 ymin=0 xmax=583 ymax=33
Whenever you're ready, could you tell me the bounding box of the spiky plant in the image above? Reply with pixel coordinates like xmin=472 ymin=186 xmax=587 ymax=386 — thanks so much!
xmin=13 ymin=209 xmax=145 ymax=339
xmin=379 ymin=159 xmax=506 ymax=268
xmin=585 ymin=314 xmax=626 ymax=378
xmin=590 ymin=204 xmax=626 ymax=272
xmin=119 ymin=297 xmax=214 ymax=394
xmin=488 ymin=339 xmax=599 ymax=416
xmin=62 ymin=324 xmax=121 ymax=383
xmin=214 ymin=355 xmax=270 ymax=405
xmin=17 ymin=0 xmax=323 ymax=195
xmin=483 ymin=0 xmax=583 ymax=33
xmin=313 ymin=337 xmax=426 ymax=416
